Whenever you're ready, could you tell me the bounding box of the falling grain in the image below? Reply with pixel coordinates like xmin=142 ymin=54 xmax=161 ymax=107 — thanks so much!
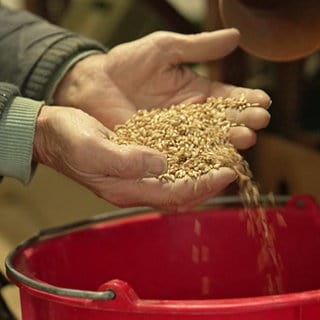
xmin=194 ymin=219 xmax=201 ymax=237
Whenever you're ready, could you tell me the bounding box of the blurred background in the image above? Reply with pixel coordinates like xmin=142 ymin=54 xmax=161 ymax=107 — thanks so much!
xmin=1 ymin=1 xmax=319 ymax=317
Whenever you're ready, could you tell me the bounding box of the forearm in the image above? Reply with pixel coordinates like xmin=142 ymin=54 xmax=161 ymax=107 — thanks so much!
xmin=0 ymin=5 xmax=106 ymax=102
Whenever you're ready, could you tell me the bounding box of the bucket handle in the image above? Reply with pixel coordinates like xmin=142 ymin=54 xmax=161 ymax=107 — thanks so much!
xmin=6 ymin=259 xmax=116 ymax=301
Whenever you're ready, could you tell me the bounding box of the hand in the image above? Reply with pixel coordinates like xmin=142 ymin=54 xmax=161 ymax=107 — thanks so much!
xmin=33 ymin=106 xmax=236 ymax=211
xmin=54 ymin=28 xmax=271 ymax=150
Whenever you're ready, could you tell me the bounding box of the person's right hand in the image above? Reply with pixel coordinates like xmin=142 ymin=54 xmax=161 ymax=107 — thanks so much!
xmin=33 ymin=106 xmax=237 ymax=211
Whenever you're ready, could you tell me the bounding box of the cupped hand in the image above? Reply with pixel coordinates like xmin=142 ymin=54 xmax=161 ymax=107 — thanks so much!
xmin=33 ymin=106 xmax=237 ymax=211
xmin=54 ymin=28 xmax=271 ymax=150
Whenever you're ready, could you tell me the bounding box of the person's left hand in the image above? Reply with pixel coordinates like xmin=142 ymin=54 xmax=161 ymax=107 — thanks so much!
xmin=33 ymin=106 xmax=236 ymax=211
xmin=53 ymin=28 xmax=271 ymax=151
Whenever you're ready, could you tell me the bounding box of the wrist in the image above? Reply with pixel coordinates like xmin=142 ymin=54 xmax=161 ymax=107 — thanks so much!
xmin=46 ymin=51 xmax=104 ymax=104
xmin=33 ymin=106 xmax=49 ymax=164
xmin=52 ymin=53 xmax=106 ymax=106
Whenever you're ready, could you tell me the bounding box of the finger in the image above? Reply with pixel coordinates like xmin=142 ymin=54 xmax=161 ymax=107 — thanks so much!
xmin=226 ymin=107 xmax=271 ymax=130
xmin=174 ymin=168 xmax=237 ymax=212
xmin=229 ymin=127 xmax=257 ymax=150
xmin=105 ymin=143 xmax=167 ymax=179
xmin=171 ymin=167 xmax=237 ymax=212
xmin=229 ymin=87 xmax=272 ymax=109
xmin=98 ymin=167 xmax=236 ymax=210
xmin=163 ymin=28 xmax=240 ymax=64
xmin=210 ymin=83 xmax=271 ymax=109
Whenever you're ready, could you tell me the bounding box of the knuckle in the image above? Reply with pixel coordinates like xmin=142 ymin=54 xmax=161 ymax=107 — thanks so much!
xmin=150 ymin=31 xmax=178 ymax=50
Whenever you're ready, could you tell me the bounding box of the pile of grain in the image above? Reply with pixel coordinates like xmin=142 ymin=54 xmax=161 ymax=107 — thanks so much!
xmin=112 ymin=96 xmax=284 ymax=294
xmin=113 ymin=96 xmax=250 ymax=182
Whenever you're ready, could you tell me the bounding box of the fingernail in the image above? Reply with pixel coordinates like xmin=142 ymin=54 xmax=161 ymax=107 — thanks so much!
xmin=145 ymin=155 xmax=167 ymax=177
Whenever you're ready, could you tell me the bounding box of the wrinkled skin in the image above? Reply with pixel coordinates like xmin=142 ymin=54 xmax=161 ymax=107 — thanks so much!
xmin=35 ymin=29 xmax=271 ymax=211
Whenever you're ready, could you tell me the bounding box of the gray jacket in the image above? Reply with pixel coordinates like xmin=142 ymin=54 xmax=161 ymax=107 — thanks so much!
xmin=0 ymin=5 xmax=105 ymax=183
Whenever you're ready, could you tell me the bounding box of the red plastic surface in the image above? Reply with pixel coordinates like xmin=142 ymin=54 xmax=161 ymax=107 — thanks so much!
xmin=7 ymin=195 xmax=320 ymax=319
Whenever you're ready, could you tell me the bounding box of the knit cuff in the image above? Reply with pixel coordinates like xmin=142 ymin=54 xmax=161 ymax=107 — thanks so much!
xmin=0 ymin=82 xmax=20 ymax=118
xmin=23 ymin=35 xmax=106 ymax=102
xmin=0 ymin=97 xmax=43 ymax=184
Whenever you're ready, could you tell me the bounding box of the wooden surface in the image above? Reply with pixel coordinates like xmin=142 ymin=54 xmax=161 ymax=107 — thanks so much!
xmin=253 ymin=133 xmax=320 ymax=202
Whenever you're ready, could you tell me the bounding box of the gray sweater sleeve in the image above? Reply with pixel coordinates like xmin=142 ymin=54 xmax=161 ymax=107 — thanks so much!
xmin=0 ymin=6 xmax=106 ymax=183
xmin=0 ymin=5 xmax=105 ymax=101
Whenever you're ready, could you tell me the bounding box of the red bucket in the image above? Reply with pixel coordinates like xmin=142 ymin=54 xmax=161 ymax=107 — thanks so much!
xmin=6 ymin=195 xmax=320 ymax=319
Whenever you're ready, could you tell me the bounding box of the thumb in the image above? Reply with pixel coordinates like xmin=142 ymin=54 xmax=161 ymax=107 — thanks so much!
xmin=106 ymin=143 xmax=167 ymax=179
xmin=168 ymin=28 xmax=240 ymax=63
